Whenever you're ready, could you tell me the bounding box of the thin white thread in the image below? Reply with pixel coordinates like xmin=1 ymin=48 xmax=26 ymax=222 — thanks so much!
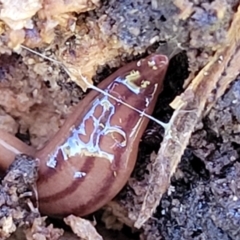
xmin=21 ymin=45 xmax=168 ymax=129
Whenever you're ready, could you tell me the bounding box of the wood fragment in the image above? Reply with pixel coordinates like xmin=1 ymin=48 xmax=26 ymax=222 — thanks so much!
xmin=64 ymin=215 xmax=103 ymax=240
xmin=133 ymin=4 xmax=240 ymax=228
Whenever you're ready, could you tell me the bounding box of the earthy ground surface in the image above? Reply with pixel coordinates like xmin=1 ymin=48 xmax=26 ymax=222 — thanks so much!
xmin=0 ymin=0 xmax=240 ymax=239
xmin=142 ymin=79 xmax=240 ymax=240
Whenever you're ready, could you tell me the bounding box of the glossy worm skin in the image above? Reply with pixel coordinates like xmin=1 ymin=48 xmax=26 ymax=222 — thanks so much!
xmin=0 ymin=54 xmax=168 ymax=217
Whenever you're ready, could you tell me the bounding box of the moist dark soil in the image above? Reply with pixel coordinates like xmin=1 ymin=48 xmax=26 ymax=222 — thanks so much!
xmin=2 ymin=0 xmax=240 ymax=239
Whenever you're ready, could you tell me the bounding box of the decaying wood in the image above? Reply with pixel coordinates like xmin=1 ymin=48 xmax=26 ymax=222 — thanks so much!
xmin=64 ymin=215 xmax=103 ymax=240
xmin=133 ymin=4 xmax=240 ymax=228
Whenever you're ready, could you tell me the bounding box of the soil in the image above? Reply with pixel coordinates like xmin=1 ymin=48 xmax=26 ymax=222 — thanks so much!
xmin=0 ymin=0 xmax=240 ymax=239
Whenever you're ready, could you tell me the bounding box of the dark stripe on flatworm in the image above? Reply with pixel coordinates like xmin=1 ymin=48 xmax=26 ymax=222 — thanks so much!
xmin=39 ymin=156 xmax=95 ymax=202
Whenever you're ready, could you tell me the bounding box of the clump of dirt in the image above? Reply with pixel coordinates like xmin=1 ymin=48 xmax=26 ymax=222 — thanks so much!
xmin=94 ymin=0 xmax=235 ymax=70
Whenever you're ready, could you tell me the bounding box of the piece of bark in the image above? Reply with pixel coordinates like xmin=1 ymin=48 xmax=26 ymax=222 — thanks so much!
xmin=133 ymin=3 xmax=240 ymax=228
xmin=64 ymin=215 xmax=103 ymax=240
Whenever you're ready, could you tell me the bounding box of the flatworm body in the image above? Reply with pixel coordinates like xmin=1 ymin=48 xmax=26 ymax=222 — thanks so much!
xmin=35 ymin=54 xmax=169 ymax=216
